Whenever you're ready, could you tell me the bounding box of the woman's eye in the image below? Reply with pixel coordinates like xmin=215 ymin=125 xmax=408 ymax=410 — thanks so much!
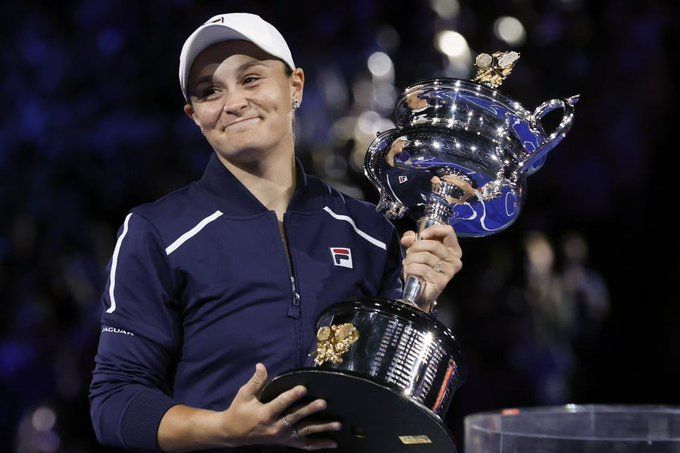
xmin=197 ymin=87 xmax=219 ymax=98
xmin=243 ymin=76 xmax=260 ymax=85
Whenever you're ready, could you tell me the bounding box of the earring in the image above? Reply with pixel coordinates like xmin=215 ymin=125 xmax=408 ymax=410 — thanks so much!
xmin=292 ymin=99 xmax=300 ymax=110
xmin=200 ymin=127 xmax=205 ymax=134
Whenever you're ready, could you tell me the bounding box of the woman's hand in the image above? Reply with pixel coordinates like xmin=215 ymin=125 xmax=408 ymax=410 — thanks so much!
xmin=400 ymin=224 xmax=463 ymax=312
xmin=219 ymin=363 xmax=340 ymax=450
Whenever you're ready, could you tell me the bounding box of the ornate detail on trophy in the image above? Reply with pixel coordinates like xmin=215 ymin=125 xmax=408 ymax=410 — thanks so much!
xmin=430 ymin=170 xmax=476 ymax=205
xmin=313 ymin=323 xmax=360 ymax=366
xmin=472 ymin=51 xmax=520 ymax=88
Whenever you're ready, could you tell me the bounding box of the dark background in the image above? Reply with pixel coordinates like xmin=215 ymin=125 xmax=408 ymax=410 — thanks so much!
xmin=1 ymin=0 xmax=678 ymax=451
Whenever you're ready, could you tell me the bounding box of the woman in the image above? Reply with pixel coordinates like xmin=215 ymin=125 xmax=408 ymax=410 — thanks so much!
xmin=89 ymin=13 xmax=463 ymax=452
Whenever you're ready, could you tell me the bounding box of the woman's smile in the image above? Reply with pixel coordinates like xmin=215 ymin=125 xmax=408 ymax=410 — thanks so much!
xmin=223 ymin=116 xmax=261 ymax=132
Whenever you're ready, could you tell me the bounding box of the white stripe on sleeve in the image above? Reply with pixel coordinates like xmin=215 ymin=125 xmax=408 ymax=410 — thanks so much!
xmin=322 ymin=206 xmax=387 ymax=250
xmin=106 ymin=213 xmax=132 ymax=314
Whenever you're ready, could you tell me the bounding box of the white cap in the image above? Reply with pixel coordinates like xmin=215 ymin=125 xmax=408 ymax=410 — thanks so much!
xmin=178 ymin=13 xmax=295 ymax=101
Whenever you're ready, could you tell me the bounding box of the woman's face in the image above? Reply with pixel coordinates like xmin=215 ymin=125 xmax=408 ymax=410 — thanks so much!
xmin=184 ymin=40 xmax=304 ymax=164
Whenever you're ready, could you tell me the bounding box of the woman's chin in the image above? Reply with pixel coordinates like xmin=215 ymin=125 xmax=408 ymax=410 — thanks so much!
xmin=214 ymin=145 xmax=271 ymax=165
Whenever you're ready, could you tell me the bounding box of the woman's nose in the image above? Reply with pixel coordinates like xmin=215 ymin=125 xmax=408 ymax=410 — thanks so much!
xmin=222 ymin=90 xmax=248 ymax=114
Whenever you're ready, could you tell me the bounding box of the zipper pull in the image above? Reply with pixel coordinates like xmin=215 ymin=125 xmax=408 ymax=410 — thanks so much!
xmin=287 ymin=276 xmax=301 ymax=318
xmin=291 ymin=277 xmax=300 ymax=302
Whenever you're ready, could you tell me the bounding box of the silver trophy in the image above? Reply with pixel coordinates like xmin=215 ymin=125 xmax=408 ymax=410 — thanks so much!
xmin=367 ymin=51 xmax=579 ymax=306
xmin=262 ymin=52 xmax=578 ymax=452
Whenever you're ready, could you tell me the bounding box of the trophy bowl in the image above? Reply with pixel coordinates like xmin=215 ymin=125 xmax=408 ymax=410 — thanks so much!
xmin=395 ymin=79 xmax=579 ymax=177
xmin=366 ymin=78 xmax=579 ymax=237
xmin=366 ymin=127 xmax=528 ymax=237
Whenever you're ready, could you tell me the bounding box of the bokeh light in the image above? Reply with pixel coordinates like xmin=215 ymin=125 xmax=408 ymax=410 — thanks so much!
xmin=435 ymin=30 xmax=469 ymax=58
xmin=31 ymin=407 xmax=56 ymax=432
xmin=367 ymin=51 xmax=394 ymax=79
xmin=493 ymin=16 xmax=527 ymax=46
xmin=430 ymin=0 xmax=460 ymax=19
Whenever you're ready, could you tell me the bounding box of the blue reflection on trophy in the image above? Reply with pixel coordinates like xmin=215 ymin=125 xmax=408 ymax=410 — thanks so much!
xmin=365 ymin=51 xmax=579 ymax=306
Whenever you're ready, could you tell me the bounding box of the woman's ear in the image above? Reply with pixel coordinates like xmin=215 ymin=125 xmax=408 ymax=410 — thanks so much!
xmin=290 ymin=68 xmax=305 ymax=105
xmin=183 ymin=103 xmax=201 ymax=128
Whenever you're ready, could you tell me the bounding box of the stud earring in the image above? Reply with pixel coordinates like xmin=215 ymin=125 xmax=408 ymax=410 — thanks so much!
xmin=292 ymin=99 xmax=300 ymax=110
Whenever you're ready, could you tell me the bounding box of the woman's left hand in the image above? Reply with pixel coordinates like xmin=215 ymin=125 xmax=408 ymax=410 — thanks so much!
xmin=400 ymin=224 xmax=463 ymax=312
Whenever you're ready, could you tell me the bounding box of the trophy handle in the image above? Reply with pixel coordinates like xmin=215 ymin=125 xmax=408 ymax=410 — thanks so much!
xmin=523 ymin=95 xmax=580 ymax=175
xmin=364 ymin=129 xmax=409 ymax=220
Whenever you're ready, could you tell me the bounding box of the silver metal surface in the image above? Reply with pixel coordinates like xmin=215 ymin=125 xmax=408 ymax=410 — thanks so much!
xmin=313 ymin=298 xmax=466 ymax=418
xmin=365 ymin=78 xmax=579 ymax=238
xmin=402 ymin=216 xmax=445 ymax=306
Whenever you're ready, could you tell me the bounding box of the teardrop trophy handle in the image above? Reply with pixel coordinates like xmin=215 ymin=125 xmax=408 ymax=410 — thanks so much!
xmin=523 ymin=95 xmax=580 ymax=176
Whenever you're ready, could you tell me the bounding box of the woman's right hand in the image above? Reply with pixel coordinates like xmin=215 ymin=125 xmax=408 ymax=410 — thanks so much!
xmin=219 ymin=363 xmax=341 ymax=450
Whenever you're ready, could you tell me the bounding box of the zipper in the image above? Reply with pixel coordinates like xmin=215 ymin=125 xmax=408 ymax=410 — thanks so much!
xmin=274 ymin=211 xmax=304 ymax=368
xmin=288 ymin=275 xmax=301 ymax=318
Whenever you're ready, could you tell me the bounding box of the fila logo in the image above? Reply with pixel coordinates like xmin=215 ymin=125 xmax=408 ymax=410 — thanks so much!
xmin=330 ymin=247 xmax=353 ymax=269
xmin=398 ymin=175 xmax=408 ymax=184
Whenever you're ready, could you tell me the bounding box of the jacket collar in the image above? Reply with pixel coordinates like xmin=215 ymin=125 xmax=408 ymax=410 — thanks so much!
xmin=196 ymin=152 xmax=327 ymax=217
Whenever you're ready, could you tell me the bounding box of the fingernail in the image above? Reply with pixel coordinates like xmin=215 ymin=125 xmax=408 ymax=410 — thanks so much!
xmin=297 ymin=386 xmax=307 ymax=395
xmin=317 ymin=399 xmax=327 ymax=409
xmin=330 ymin=441 xmax=338 ymax=448
xmin=334 ymin=422 xmax=342 ymax=430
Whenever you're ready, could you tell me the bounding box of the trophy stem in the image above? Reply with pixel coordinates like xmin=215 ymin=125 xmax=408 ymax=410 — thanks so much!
xmin=401 ymin=195 xmax=452 ymax=309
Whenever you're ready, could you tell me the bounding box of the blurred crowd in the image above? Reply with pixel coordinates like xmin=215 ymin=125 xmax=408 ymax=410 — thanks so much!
xmin=0 ymin=0 xmax=676 ymax=451
xmin=450 ymin=231 xmax=609 ymax=417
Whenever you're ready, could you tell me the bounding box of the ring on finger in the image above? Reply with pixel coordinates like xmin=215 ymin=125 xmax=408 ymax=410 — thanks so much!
xmin=433 ymin=260 xmax=443 ymax=273
xmin=282 ymin=416 xmax=299 ymax=437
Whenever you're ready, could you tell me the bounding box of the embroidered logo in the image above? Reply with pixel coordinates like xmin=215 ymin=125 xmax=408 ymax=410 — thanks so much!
xmin=330 ymin=247 xmax=353 ymax=269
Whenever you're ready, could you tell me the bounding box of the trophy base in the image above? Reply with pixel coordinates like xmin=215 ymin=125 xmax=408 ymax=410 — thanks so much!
xmin=261 ymin=368 xmax=458 ymax=452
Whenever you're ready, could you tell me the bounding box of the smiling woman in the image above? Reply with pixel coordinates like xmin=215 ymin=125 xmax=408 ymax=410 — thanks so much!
xmin=183 ymin=41 xmax=304 ymax=169
xmin=88 ymin=11 xmax=462 ymax=453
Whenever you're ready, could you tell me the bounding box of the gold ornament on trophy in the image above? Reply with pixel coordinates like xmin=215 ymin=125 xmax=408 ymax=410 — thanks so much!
xmin=313 ymin=323 xmax=360 ymax=366
xmin=472 ymin=51 xmax=520 ymax=88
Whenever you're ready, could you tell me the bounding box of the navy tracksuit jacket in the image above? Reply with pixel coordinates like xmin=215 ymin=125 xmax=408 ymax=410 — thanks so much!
xmin=89 ymin=153 xmax=404 ymax=451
